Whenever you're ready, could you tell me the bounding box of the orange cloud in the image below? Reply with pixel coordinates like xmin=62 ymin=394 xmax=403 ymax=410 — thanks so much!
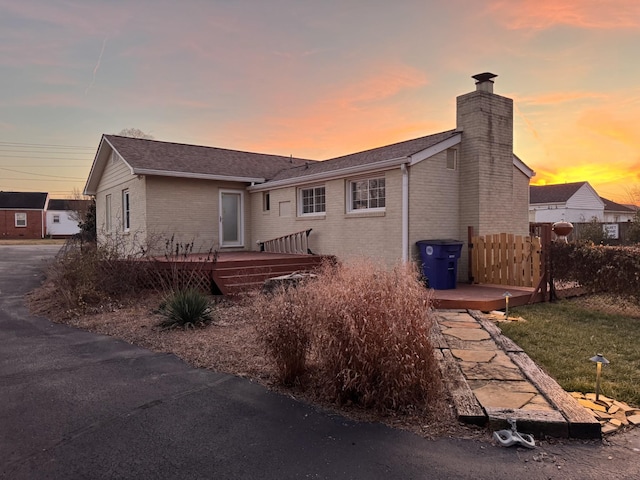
xmin=515 ymin=91 xmax=606 ymax=106
xmin=578 ymin=108 xmax=640 ymax=147
xmin=211 ymin=64 xmax=435 ymax=159
xmin=489 ymin=0 xmax=640 ymax=30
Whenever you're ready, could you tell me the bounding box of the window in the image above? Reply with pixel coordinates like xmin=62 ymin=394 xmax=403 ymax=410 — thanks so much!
xmin=263 ymin=192 xmax=270 ymax=212
xmin=53 ymin=214 xmax=60 ymax=224
xmin=105 ymin=194 xmax=112 ymax=232
xmin=299 ymin=186 xmax=326 ymax=215
xmin=122 ymin=189 xmax=130 ymax=231
xmin=15 ymin=212 xmax=27 ymax=227
xmin=349 ymin=177 xmax=385 ymax=211
xmin=446 ymin=148 xmax=457 ymax=170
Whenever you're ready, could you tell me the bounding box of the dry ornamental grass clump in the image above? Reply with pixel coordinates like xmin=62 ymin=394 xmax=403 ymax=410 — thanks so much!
xmin=253 ymin=259 xmax=443 ymax=414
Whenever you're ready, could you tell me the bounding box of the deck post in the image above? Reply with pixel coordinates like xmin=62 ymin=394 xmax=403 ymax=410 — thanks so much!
xmin=467 ymin=226 xmax=474 ymax=284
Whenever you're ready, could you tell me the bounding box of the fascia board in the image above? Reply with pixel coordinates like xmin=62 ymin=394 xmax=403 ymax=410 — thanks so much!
xmin=513 ymin=155 xmax=535 ymax=178
xmin=133 ymin=168 xmax=265 ymax=184
xmin=83 ymin=136 xmax=108 ymax=196
xmin=408 ymin=134 xmax=461 ymax=166
xmin=248 ymin=156 xmax=409 ymax=192
xmin=83 ymin=136 xmax=138 ymax=195
xmin=530 ymin=202 xmax=566 ymax=208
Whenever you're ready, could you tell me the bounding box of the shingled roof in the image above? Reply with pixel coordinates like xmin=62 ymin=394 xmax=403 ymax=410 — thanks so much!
xmin=600 ymin=197 xmax=636 ymax=213
xmin=529 ymin=182 xmax=588 ymax=204
xmin=0 ymin=192 xmax=48 ymax=210
xmin=104 ymin=135 xmax=313 ymax=180
xmin=268 ymin=130 xmax=460 ymax=182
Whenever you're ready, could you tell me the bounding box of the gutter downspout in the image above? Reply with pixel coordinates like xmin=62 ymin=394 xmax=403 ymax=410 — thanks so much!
xmin=401 ymin=163 xmax=409 ymax=262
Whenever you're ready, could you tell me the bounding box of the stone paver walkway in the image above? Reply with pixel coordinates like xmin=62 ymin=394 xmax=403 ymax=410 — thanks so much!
xmin=433 ymin=309 xmax=602 ymax=439
xmin=438 ymin=310 xmax=554 ymax=412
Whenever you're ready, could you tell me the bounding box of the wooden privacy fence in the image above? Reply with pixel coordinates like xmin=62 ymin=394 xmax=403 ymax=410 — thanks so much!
xmin=471 ymin=233 xmax=542 ymax=287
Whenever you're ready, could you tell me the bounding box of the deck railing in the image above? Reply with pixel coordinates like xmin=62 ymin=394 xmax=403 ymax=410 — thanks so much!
xmin=259 ymin=229 xmax=313 ymax=255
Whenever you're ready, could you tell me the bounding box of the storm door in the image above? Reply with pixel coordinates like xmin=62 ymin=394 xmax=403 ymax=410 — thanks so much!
xmin=219 ymin=190 xmax=244 ymax=247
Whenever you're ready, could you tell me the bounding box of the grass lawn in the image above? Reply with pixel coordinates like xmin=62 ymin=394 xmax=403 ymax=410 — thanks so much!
xmin=502 ymin=296 xmax=640 ymax=407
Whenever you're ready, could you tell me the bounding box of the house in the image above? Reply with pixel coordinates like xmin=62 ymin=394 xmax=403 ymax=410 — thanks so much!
xmin=84 ymin=73 xmax=534 ymax=282
xmin=601 ymin=197 xmax=636 ymax=223
xmin=46 ymin=199 xmax=93 ymax=238
xmin=529 ymin=182 xmax=636 ymax=223
xmin=0 ymin=191 xmax=49 ymax=239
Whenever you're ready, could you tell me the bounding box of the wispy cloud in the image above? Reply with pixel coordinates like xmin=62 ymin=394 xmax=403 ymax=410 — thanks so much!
xmin=85 ymin=36 xmax=108 ymax=96
xmin=515 ymin=91 xmax=606 ymax=106
xmin=489 ymin=0 xmax=640 ymax=30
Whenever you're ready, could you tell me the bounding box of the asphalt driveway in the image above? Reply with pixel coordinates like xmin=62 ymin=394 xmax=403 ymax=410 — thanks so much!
xmin=1 ymin=245 xmax=638 ymax=479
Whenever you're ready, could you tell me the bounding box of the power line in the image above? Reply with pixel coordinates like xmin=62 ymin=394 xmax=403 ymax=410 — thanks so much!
xmin=0 ymin=178 xmax=85 ymax=183
xmin=0 ymin=151 xmax=92 ymax=156
xmin=0 ymin=167 xmax=86 ymax=180
xmin=0 ymin=164 xmax=90 ymax=168
xmin=0 ymin=141 xmax=93 ymax=150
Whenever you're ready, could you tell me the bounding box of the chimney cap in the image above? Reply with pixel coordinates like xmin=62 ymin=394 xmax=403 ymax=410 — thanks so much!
xmin=472 ymin=72 xmax=498 ymax=84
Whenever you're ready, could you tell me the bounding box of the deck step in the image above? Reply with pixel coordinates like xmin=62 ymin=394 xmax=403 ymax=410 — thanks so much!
xmin=211 ymin=254 xmax=330 ymax=295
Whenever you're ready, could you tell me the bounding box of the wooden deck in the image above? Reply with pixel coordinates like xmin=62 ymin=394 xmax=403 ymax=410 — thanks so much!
xmin=432 ymin=283 xmax=543 ymax=311
xmin=157 ymin=252 xmax=546 ymax=309
xmin=154 ymin=251 xmax=330 ymax=295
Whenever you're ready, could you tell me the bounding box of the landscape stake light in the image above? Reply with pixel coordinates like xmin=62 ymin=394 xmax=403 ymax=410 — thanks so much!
xmin=589 ymin=353 xmax=609 ymax=402
xmin=502 ymin=291 xmax=512 ymax=320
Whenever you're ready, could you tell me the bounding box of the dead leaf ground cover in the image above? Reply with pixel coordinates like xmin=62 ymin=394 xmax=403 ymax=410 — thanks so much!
xmin=28 ymin=286 xmax=477 ymax=440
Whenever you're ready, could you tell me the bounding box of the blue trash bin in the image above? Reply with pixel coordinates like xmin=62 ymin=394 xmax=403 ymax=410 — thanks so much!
xmin=416 ymin=239 xmax=464 ymax=289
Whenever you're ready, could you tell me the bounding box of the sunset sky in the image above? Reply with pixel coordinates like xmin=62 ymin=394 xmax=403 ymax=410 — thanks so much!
xmin=1 ymin=0 xmax=639 ymax=203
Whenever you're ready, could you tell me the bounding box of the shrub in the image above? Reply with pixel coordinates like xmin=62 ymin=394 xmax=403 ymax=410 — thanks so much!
xmin=551 ymin=243 xmax=640 ymax=302
xmin=253 ymin=259 xmax=442 ymax=413
xmin=158 ymin=288 xmax=214 ymax=330
xmin=253 ymin=287 xmax=313 ymax=385
xmin=44 ymin=239 xmax=148 ymax=312
xmin=577 ymin=217 xmax=610 ymax=244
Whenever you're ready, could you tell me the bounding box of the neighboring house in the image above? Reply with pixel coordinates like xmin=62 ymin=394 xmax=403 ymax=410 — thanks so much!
xmin=46 ymin=199 xmax=92 ymax=238
xmin=84 ymin=73 xmax=535 ymax=282
xmin=0 ymin=191 xmax=49 ymax=239
xmin=529 ymin=182 xmax=604 ymax=223
xmin=529 ymin=182 xmax=636 ymax=223
xmin=601 ymin=197 xmax=636 ymax=223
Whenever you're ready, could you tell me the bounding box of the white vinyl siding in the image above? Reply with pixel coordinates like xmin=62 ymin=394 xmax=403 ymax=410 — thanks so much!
xmin=105 ymin=194 xmax=112 ymax=232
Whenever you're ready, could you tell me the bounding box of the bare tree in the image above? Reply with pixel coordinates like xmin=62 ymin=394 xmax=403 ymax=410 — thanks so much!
xmin=117 ymin=128 xmax=154 ymax=139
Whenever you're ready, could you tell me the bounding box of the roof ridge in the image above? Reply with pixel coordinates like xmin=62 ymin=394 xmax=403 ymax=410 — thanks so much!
xmin=323 ymin=129 xmax=458 ymax=162
xmin=105 ymin=134 xmax=314 ymax=162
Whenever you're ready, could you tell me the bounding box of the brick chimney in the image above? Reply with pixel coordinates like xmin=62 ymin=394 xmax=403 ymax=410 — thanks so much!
xmin=456 ymin=73 xmax=515 ymax=237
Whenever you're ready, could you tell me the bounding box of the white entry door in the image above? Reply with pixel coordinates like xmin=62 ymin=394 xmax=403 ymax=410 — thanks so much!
xmin=219 ymin=190 xmax=244 ymax=247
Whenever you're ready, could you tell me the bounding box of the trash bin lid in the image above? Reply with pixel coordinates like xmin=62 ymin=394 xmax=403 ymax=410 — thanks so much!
xmin=416 ymin=239 xmax=463 ymax=245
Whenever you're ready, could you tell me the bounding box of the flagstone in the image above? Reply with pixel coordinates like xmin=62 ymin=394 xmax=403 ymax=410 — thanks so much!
xmin=627 ymin=415 xmax=640 ymax=425
xmin=458 ymin=362 xmax=525 ymax=381
xmin=440 ymin=320 xmax=482 ymax=329
xmin=443 ymin=328 xmax=491 ymax=341
xmin=578 ymin=399 xmax=608 ymax=413
xmin=490 ymin=352 xmax=520 ymax=369
xmin=473 ymin=383 xmax=536 ymax=409
xmin=450 ymin=349 xmax=495 ymax=363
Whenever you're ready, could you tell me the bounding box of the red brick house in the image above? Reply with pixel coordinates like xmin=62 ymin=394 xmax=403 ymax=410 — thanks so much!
xmin=0 ymin=192 xmax=49 ymax=239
